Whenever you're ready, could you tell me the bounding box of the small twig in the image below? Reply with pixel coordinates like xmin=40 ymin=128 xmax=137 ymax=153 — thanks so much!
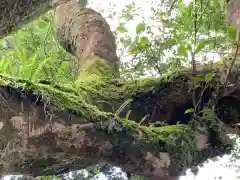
xmin=192 ymin=0 xmax=198 ymax=109
xmin=168 ymin=0 xmax=177 ymax=15
xmin=194 ymin=82 xmax=209 ymax=113
xmin=224 ymin=79 xmax=240 ymax=97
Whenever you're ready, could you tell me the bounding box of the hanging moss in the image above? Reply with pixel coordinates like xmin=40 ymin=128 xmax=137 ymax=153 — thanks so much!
xmin=0 ymin=73 xmax=187 ymax=138
xmin=0 ymin=72 xmax=196 ymax=154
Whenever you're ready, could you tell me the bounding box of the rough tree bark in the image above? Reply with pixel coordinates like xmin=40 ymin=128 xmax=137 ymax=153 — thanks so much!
xmin=0 ymin=73 xmax=235 ymax=179
xmin=54 ymin=0 xmax=120 ymax=77
xmin=0 ymin=0 xmax=52 ymax=38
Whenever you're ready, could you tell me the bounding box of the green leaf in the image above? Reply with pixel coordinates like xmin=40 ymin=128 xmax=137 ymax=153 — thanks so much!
xmin=177 ymin=0 xmax=185 ymax=12
xmin=194 ymin=74 xmax=203 ymax=82
xmin=177 ymin=44 xmax=188 ymax=56
xmin=168 ymin=38 xmax=177 ymax=47
xmin=219 ymin=0 xmax=225 ymax=10
xmin=185 ymin=108 xmax=194 ymax=114
xmin=227 ymin=25 xmax=237 ymax=40
xmin=136 ymin=23 xmax=145 ymax=34
xmin=208 ymin=39 xmax=216 ymax=49
xmin=139 ymin=36 xmax=150 ymax=48
xmin=205 ymin=73 xmax=215 ymax=82
xmin=37 ymin=21 xmax=48 ymax=30
xmin=195 ymin=40 xmax=208 ymax=54
xmin=119 ymin=37 xmax=132 ymax=46
xmin=117 ymin=23 xmax=128 ymax=33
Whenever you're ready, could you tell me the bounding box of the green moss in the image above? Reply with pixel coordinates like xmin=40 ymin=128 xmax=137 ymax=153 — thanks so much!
xmin=0 ymin=73 xmax=191 ymax=142
xmin=0 ymin=71 xmax=232 ymax=175
xmin=120 ymin=77 xmax=161 ymax=95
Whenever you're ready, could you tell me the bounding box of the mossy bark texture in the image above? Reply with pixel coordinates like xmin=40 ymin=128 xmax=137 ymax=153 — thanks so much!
xmin=0 ymin=73 xmax=234 ymax=179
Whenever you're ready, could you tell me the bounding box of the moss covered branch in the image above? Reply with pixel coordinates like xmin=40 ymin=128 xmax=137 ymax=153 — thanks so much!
xmin=0 ymin=72 xmax=234 ymax=179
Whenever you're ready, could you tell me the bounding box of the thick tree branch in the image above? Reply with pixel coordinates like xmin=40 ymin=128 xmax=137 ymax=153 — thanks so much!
xmin=0 ymin=73 xmax=234 ymax=179
xmin=0 ymin=0 xmax=53 ymax=38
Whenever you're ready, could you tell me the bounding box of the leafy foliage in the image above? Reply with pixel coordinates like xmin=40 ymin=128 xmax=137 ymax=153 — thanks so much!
xmin=116 ymin=0 xmax=238 ymax=78
xmin=0 ymin=12 xmax=76 ymax=84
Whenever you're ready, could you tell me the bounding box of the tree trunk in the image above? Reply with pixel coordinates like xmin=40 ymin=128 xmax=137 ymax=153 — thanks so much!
xmin=54 ymin=0 xmax=120 ymax=77
xmin=0 ymin=0 xmax=52 ymax=38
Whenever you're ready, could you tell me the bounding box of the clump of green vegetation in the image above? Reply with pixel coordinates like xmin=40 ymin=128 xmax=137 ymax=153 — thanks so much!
xmin=0 ymin=11 xmax=75 ymax=84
